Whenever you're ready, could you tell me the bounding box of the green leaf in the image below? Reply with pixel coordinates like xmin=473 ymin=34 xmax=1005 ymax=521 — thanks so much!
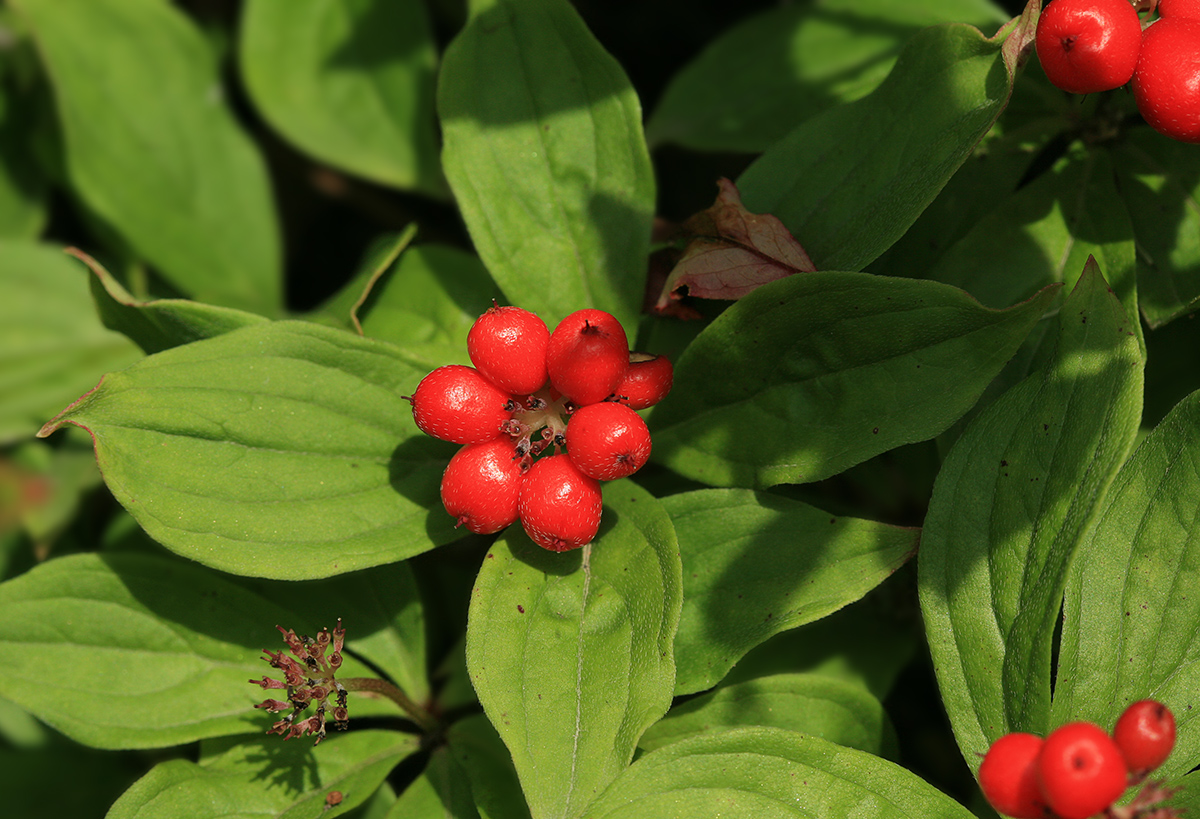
xmin=70 ymin=248 xmax=268 ymax=354
xmin=466 ymin=480 xmax=681 ymax=819
xmin=648 ymin=272 xmax=1059 ymax=488
xmin=438 ymin=0 xmax=654 ymax=332
xmin=926 ymin=150 xmax=1141 ymax=349
xmin=646 ymin=0 xmax=1009 ymax=153
xmin=583 ymin=727 xmax=978 ymax=819
xmin=107 ymin=731 xmax=417 ymax=819
xmin=1051 ymin=389 xmax=1200 ymax=779
xmin=640 ymin=673 xmax=898 ymax=760
xmin=737 ymin=9 xmax=1034 ymax=272
xmin=390 ymin=748 xmax=482 ymax=819
xmin=38 ymin=321 xmax=457 ymax=579
xmin=1 ymin=734 xmax=141 ymax=819
xmin=0 ymin=239 xmax=141 ymax=444
xmin=447 ymin=714 xmax=532 ymax=819
xmin=0 ymin=55 xmax=50 ymax=239
xmin=919 ymin=263 xmax=1143 ymax=767
xmin=663 ymin=489 xmax=917 ymax=695
xmin=0 ymin=552 xmax=404 ymax=749
xmin=1114 ymin=129 xmax=1200 ymax=328
xmin=240 ymin=0 xmax=443 ymax=197
xmin=14 ymin=0 xmax=282 ymax=314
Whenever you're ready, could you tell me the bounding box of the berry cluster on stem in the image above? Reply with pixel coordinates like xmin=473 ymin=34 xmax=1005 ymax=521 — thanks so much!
xmin=978 ymin=699 xmax=1179 ymax=819
xmin=405 ymin=303 xmax=673 ymax=552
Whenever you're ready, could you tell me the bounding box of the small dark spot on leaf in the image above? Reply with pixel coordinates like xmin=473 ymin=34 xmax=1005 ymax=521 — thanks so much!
xmin=830 ymin=518 xmax=836 ymax=524
xmin=872 ymin=427 xmax=879 ymax=434
xmin=486 ymin=553 xmax=495 ymax=559
xmin=517 ymin=605 xmax=524 ymax=614
xmin=1001 ymin=460 xmax=1008 ymax=466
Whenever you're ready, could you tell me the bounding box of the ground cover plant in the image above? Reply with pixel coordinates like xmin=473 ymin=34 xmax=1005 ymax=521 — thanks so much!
xmin=3 ymin=0 xmax=1200 ymax=817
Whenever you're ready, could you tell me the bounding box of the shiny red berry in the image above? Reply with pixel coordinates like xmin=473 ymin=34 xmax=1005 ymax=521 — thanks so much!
xmin=979 ymin=733 xmax=1049 ymax=819
xmin=565 ymin=402 xmax=652 ymax=481
xmin=440 ymin=438 xmax=525 ymax=534
xmin=518 ymin=454 xmax=602 ymax=552
xmin=1132 ymin=18 xmax=1200 ymax=143
xmin=467 ymin=303 xmax=550 ymax=395
xmin=1037 ymin=722 xmax=1128 ymax=819
xmin=409 ymin=365 xmax=514 ymax=445
xmin=1036 ymin=0 xmax=1143 ymax=93
xmin=613 ymin=352 xmax=673 ymax=410
xmin=1158 ymin=0 xmax=1200 ymax=20
xmin=1113 ymin=699 xmax=1176 ymax=773
xmin=546 ymin=309 xmax=629 ymax=406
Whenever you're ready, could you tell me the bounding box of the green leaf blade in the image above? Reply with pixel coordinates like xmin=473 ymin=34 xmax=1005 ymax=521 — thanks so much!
xmin=648 ymin=272 xmax=1059 ymax=489
xmin=438 ymin=0 xmax=654 ymax=331
xmin=41 ymin=321 xmax=455 ymax=579
xmin=466 ymin=481 xmax=681 ymax=819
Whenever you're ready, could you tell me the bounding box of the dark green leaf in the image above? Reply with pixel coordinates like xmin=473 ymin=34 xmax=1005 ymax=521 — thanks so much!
xmin=648 ymin=271 xmax=1059 ymax=488
xmin=107 ymin=731 xmax=417 ymax=819
xmin=466 ymin=481 xmax=680 ymax=819
xmin=737 ymin=8 xmax=1035 ymax=272
xmin=38 ymin=321 xmax=456 ymax=579
xmin=438 ymin=0 xmax=654 ymax=331
xmin=447 ymin=714 xmax=532 ymax=819
xmin=1115 ymin=129 xmax=1200 ymax=328
xmin=0 ymin=552 xmax=403 ymax=749
xmin=240 ymin=0 xmax=444 ymax=196
xmin=663 ymin=489 xmax=917 ymax=695
xmin=647 ymin=0 xmax=1009 ymax=153
xmin=919 ymin=263 xmax=1142 ymax=766
xmin=14 ymin=0 xmax=282 ymax=314
xmin=640 ymin=673 xmax=898 ymax=761
xmin=583 ymin=727 xmax=977 ymax=819
xmin=1052 ymin=389 xmax=1200 ymax=779
xmin=0 ymin=239 xmax=141 ymax=444
xmin=390 ymin=748 xmax=482 ymax=819
xmin=0 ymin=54 xmax=49 ymax=238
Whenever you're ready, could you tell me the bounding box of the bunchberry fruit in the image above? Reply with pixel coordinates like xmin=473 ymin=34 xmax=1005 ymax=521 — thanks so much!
xmin=1114 ymin=699 xmax=1176 ymax=773
xmin=1036 ymin=0 xmax=1143 ymax=94
xmin=467 ymin=303 xmax=551 ymax=395
xmin=546 ymin=309 xmax=629 ymax=406
xmin=408 ymin=364 xmax=514 ymax=445
xmin=1158 ymin=0 xmax=1200 ymax=19
xmin=613 ymin=352 xmax=674 ymax=410
xmin=565 ymin=402 xmax=652 ymax=481
xmin=1037 ymin=721 xmax=1129 ymax=819
xmin=518 ymin=453 xmax=603 ymax=551
xmin=979 ymin=733 xmax=1049 ymax=819
xmin=1132 ymin=18 xmax=1200 ymax=143
xmin=440 ymin=438 xmax=526 ymax=534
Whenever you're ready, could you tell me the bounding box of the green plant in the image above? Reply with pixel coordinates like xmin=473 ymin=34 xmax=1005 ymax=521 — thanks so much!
xmin=4 ymin=0 xmax=1200 ymax=817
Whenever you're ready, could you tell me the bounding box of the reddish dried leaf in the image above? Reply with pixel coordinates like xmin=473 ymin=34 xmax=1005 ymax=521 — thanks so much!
xmin=655 ymin=178 xmax=816 ymax=311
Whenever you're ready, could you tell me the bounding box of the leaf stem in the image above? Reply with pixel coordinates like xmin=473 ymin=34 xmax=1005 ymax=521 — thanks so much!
xmin=340 ymin=677 xmax=438 ymax=733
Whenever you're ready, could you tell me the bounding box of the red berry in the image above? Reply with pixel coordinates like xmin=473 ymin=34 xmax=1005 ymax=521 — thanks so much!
xmin=409 ymin=365 xmax=514 ymax=445
xmin=979 ymin=733 xmax=1049 ymax=819
xmin=1113 ymin=699 xmax=1176 ymax=773
xmin=1158 ymin=0 xmax=1200 ymax=20
xmin=1036 ymin=0 xmax=1143 ymax=94
xmin=546 ymin=309 xmax=629 ymax=406
xmin=518 ymin=454 xmax=602 ymax=551
xmin=1132 ymin=18 xmax=1200 ymax=143
xmin=440 ymin=438 xmax=525 ymax=534
xmin=613 ymin=352 xmax=674 ymax=410
xmin=1037 ymin=722 xmax=1129 ymax=819
xmin=467 ymin=304 xmax=550 ymax=395
xmin=565 ymin=402 xmax=652 ymax=481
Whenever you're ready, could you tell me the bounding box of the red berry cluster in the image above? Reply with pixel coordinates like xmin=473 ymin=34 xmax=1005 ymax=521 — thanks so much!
xmin=406 ymin=304 xmax=673 ymax=552
xmin=1035 ymin=0 xmax=1200 ymax=143
xmin=979 ymin=700 xmax=1178 ymax=819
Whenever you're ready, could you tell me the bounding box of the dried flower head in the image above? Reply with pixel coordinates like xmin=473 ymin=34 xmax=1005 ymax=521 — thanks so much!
xmin=250 ymin=618 xmax=348 ymax=745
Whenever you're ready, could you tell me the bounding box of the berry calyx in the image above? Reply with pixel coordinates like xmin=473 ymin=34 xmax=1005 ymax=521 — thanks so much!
xmin=467 ymin=302 xmax=551 ymax=395
xmin=518 ymin=454 xmax=603 ymax=551
xmin=407 ymin=365 xmax=515 ymax=444
xmin=979 ymin=733 xmax=1049 ymax=819
xmin=440 ymin=438 xmax=526 ymax=534
xmin=546 ymin=309 xmax=630 ymax=406
xmin=613 ymin=352 xmax=674 ymax=410
xmin=1114 ymin=699 xmax=1176 ymax=774
xmin=1132 ymin=17 xmax=1200 ymax=143
xmin=1036 ymin=0 xmax=1143 ymax=94
xmin=1037 ymin=721 xmax=1129 ymax=819
xmin=565 ymin=402 xmax=652 ymax=481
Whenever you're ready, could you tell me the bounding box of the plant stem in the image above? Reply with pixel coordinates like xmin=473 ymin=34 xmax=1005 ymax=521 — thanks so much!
xmin=340 ymin=677 xmax=438 ymax=733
